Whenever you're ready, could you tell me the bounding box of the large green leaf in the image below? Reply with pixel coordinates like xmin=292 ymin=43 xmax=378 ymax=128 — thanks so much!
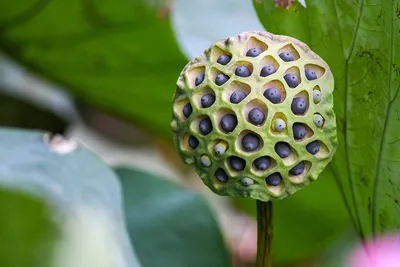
xmin=254 ymin=0 xmax=400 ymax=238
xmin=0 ymin=187 xmax=56 ymax=267
xmin=0 ymin=0 xmax=186 ymax=140
xmin=0 ymin=128 xmax=141 ymax=267
xmin=116 ymin=167 xmax=231 ymax=267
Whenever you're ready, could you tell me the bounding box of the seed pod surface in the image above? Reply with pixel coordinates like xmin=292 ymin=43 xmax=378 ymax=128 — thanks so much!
xmin=172 ymin=31 xmax=337 ymax=201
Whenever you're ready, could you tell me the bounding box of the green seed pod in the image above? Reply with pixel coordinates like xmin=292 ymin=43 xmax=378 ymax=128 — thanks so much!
xmin=171 ymin=31 xmax=337 ymax=201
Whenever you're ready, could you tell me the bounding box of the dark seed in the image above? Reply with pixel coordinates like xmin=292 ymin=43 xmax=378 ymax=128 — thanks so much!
xmin=266 ymin=173 xmax=282 ymax=186
xmin=279 ymin=52 xmax=295 ymax=62
xmin=235 ymin=66 xmax=251 ymax=77
xmin=293 ymin=123 xmax=307 ymax=140
xmin=201 ymin=94 xmax=215 ymax=108
xmin=263 ymin=88 xmax=281 ymax=104
xmin=248 ymin=108 xmax=265 ymax=125
xmin=183 ymin=103 xmax=192 ymax=118
xmin=291 ymin=97 xmax=307 ymax=115
xmin=188 ymin=135 xmax=199 ymax=149
xmin=289 ymin=161 xmax=305 ymax=175
xmin=275 ymin=142 xmax=290 ymax=158
xmin=254 ymin=156 xmax=270 ymax=170
xmin=229 ymin=156 xmax=246 ymax=171
xmin=246 ymin=48 xmax=262 ymax=57
xmin=242 ymin=133 xmax=260 ymax=151
xmin=199 ymin=118 xmax=212 ymax=135
xmin=215 ymin=73 xmax=229 ymax=86
xmin=195 ymin=73 xmax=205 ymax=86
xmin=306 ymin=140 xmax=320 ymax=155
xmin=284 ymin=73 xmax=299 ymax=88
xmin=220 ymin=114 xmax=238 ymax=133
xmin=260 ymin=65 xmax=276 ymax=77
xmin=215 ymin=168 xmax=228 ymax=182
xmin=305 ymin=69 xmax=318 ymax=80
xmin=230 ymin=91 xmax=247 ymax=104
xmin=217 ymin=55 xmax=231 ymax=65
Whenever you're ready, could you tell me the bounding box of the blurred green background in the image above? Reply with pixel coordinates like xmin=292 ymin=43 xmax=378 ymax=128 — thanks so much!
xmin=0 ymin=0 xmax=399 ymax=266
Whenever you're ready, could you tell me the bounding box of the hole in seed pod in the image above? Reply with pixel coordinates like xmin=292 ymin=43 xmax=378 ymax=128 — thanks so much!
xmin=180 ymin=133 xmax=199 ymax=152
xmin=186 ymin=66 xmax=206 ymax=88
xmin=259 ymin=56 xmax=279 ymax=77
xmin=306 ymin=140 xmax=330 ymax=158
xmin=252 ymin=156 xmax=276 ymax=174
xmin=289 ymin=161 xmax=311 ymax=184
xmin=192 ymin=87 xmax=215 ymax=109
xmin=223 ymin=81 xmax=251 ymax=104
xmin=277 ymin=44 xmax=300 ymax=62
xmin=210 ymin=45 xmax=232 ymax=65
xmin=304 ymin=64 xmax=326 ymax=81
xmin=292 ymin=122 xmax=314 ymax=141
xmin=215 ymin=168 xmax=229 ymax=183
xmin=270 ymin=112 xmax=288 ymax=135
xmin=240 ymin=177 xmax=254 ymax=187
xmin=232 ymin=61 xmax=253 ymax=78
xmin=291 ymin=90 xmax=310 ymax=116
xmin=313 ymin=86 xmax=322 ymax=104
xmin=243 ymin=99 xmax=268 ymax=127
xmin=283 ymin=67 xmax=301 ymax=88
xmin=236 ymin=130 xmax=263 ymax=153
xmin=191 ymin=115 xmax=213 ymax=136
xmin=261 ymin=80 xmax=286 ymax=104
xmin=274 ymin=142 xmax=298 ymax=165
xmin=200 ymin=154 xmax=212 ymax=167
xmin=243 ymin=36 xmax=268 ymax=57
xmin=210 ymin=68 xmax=230 ymax=86
xmin=313 ymin=113 xmax=325 ymax=128
xmin=210 ymin=139 xmax=229 ymax=156
xmin=265 ymin=173 xmax=285 ymax=196
xmin=228 ymin=156 xmax=246 ymax=171
xmin=173 ymin=98 xmax=193 ymax=120
xmin=215 ymin=108 xmax=238 ymax=134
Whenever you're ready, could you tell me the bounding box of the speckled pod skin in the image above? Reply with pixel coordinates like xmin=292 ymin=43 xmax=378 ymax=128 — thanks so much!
xmin=171 ymin=31 xmax=337 ymax=202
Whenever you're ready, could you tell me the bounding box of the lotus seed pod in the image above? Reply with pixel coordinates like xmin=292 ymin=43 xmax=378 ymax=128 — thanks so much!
xmin=284 ymin=73 xmax=299 ymax=88
xmin=273 ymin=119 xmax=286 ymax=132
xmin=172 ymin=31 xmax=337 ymax=201
xmin=279 ymin=52 xmax=295 ymax=62
xmin=248 ymin=108 xmax=265 ymax=125
xmin=195 ymin=73 xmax=205 ymax=86
xmin=201 ymin=94 xmax=216 ymax=108
xmin=199 ymin=118 xmax=212 ymax=135
xmin=188 ymin=135 xmax=199 ymax=149
xmin=215 ymin=73 xmax=229 ymax=86
xmin=254 ymin=156 xmax=270 ymax=170
xmin=291 ymin=97 xmax=307 ymax=115
xmin=260 ymin=65 xmax=277 ymax=77
xmin=305 ymin=68 xmax=317 ymax=80
xmin=314 ymin=114 xmax=324 ymax=127
xmin=183 ymin=103 xmax=192 ymax=118
xmin=246 ymin=48 xmax=262 ymax=57
xmin=241 ymin=177 xmax=254 ymax=186
xmin=242 ymin=133 xmax=260 ymax=151
xmin=263 ymin=88 xmax=281 ymax=104
xmin=229 ymin=156 xmax=246 ymax=171
xmin=217 ymin=55 xmax=231 ymax=65
xmin=220 ymin=114 xmax=238 ymax=133
xmin=230 ymin=91 xmax=247 ymax=104
xmin=313 ymin=90 xmax=322 ymax=103
xmin=235 ymin=66 xmax=251 ymax=77
xmin=292 ymin=123 xmax=307 ymax=140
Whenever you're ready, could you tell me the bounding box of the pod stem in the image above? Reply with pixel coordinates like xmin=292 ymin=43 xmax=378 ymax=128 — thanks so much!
xmin=256 ymin=200 xmax=273 ymax=267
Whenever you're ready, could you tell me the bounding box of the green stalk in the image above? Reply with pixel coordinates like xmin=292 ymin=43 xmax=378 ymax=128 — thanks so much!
xmin=256 ymin=200 xmax=273 ymax=267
